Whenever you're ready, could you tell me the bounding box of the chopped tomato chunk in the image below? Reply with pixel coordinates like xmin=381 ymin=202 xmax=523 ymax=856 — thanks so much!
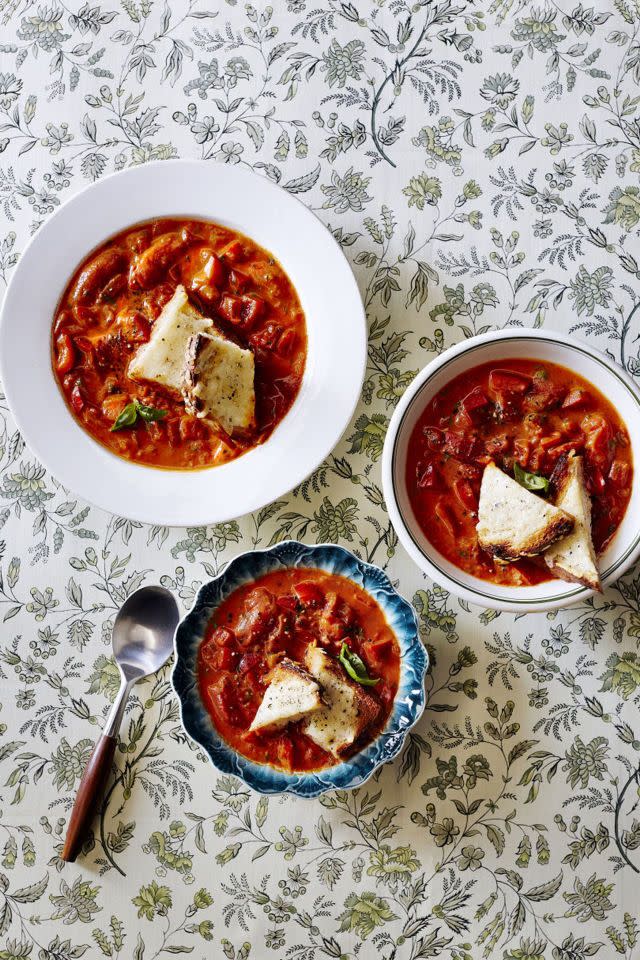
xmin=208 ymin=676 xmax=243 ymax=728
xmin=276 ymin=328 xmax=297 ymax=357
xmin=523 ymin=380 xmax=565 ymax=412
xmin=452 ymin=406 xmax=473 ymax=430
xmin=454 ymin=478 xmax=478 ymax=513
xmin=70 ymin=382 xmax=85 ymax=414
xmin=190 ymin=253 xmax=226 ymax=300
xmin=202 ymin=253 xmax=226 ymax=286
xmin=276 ymin=594 xmax=297 ymax=612
xmin=275 ymin=735 xmax=294 ymax=772
xmin=485 ymin=435 xmax=510 ymax=457
xmin=179 ymin=416 xmax=205 ymax=442
xmin=55 ymin=333 xmax=76 ymax=374
xmin=294 ymin=581 xmax=324 ymax=606
xmin=366 ymin=635 xmax=394 ymax=667
xmin=528 ymin=448 xmax=543 ymax=473
xmin=417 ymin=461 xmax=441 ymax=489
xmin=116 ymin=308 xmax=150 ymax=343
xmin=562 ymin=389 xmax=591 ymax=410
xmin=609 ymin=460 xmax=630 ymax=488
xmin=586 ymin=466 xmax=606 ymax=495
xmin=513 ymin=438 xmax=530 ymax=467
xmin=583 ymin=414 xmax=614 ymax=472
xmin=235 ymin=588 xmax=277 ymax=644
xmin=461 ymin=385 xmax=490 ymax=413
xmin=422 ymin=427 xmax=444 ymax=451
xmin=444 ymin=431 xmax=482 ymax=462
xmin=142 ymin=282 xmax=174 ymax=320
xmin=228 ymin=268 xmax=250 ymax=292
xmin=458 ymin=463 xmax=482 ymax=481
xmin=249 ymin=322 xmax=288 ymax=354
xmin=216 ymin=647 xmax=239 ymax=671
xmin=101 ymin=395 xmax=127 ymax=421
xmin=200 ymin=636 xmax=219 ymax=667
xmin=218 ymin=294 xmax=265 ymax=329
xmin=195 ymin=283 xmax=220 ymax=304
xmin=545 ymin=440 xmax=583 ymax=461
xmin=210 ymin=626 xmax=236 ymax=648
xmin=265 ymin=612 xmax=292 ymax=654
xmin=217 ymin=293 xmax=243 ymax=322
xmin=220 ymin=238 xmax=244 ymax=262
xmin=239 ymin=296 xmax=265 ymax=327
xmin=488 ymin=369 xmax=531 ymax=395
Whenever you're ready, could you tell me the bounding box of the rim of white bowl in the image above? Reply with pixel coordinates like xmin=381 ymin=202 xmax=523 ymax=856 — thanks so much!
xmin=382 ymin=328 xmax=640 ymax=612
xmin=0 ymin=160 xmax=367 ymax=526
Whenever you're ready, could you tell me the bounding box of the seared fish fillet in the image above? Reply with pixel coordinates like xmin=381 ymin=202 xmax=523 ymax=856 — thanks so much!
xmin=477 ymin=462 xmax=574 ymax=561
xmin=183 ymin=330 xmax=255 ymax=435
xmin=249 ymin=659 xmax=323 ymax=732
xmin=302 ymin=646 xmax=381 ymax=759
xmin=128 ymin=285 xmax=211 ymax=392
xmin=545 ymin=452 xmax=601 ymax=591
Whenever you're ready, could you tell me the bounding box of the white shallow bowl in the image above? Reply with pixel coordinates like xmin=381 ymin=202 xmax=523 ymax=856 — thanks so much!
xmin=0 ymin=160 xmax=366 ymax=526
xmin=382 ymin=328 xmax=640 ymax=612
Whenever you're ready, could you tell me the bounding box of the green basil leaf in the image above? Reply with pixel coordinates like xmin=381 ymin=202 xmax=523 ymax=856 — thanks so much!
xmin=338 ymin=641 xmax=379 ymax=687
xmin=513 ymin=461 xmax=550 ymax=495
xmin=110 ymin=400 xmax=167 ymax=432
xmin=111 ymin=402 xmax=139 ymax=432
xmin=136 ymin=401 xmax=168 ymax=423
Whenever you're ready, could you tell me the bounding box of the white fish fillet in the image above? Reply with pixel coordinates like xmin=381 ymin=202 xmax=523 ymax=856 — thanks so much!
xmin=477 ymin=462 xmax=574 ymax=561
xmin=128 ymin=285 xmax=211 ymax=392
xmin=302 ymin=646 xmax=380 ymax=758
xmin=249 ymin=659 xmax=323 ymax=732
xmin=183 ymin=330 xmax=255 ymax=434
xmin=545 ymin=453 xmax=601 ymax=591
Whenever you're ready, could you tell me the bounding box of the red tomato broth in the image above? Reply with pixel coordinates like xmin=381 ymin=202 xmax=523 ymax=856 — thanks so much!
xmin=406 ymin=358 xmax=633 ymax=587
xmin=51 ymin=218 xmax=307 ymax=469
xmin=197 ymin=568 xmax=400 ymax=772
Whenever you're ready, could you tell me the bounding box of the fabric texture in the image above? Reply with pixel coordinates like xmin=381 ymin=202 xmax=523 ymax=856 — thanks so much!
xmin=0 ymin=1 xmax=638 ymax=958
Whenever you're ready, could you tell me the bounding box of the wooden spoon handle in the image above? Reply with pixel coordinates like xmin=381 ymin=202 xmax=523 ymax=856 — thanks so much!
xmin=61 ymin=734 xmax=117 ymax=862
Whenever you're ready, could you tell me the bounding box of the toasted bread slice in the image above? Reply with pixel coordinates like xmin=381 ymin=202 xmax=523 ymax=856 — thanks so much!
xmin=544 ymin=453 xmax=601 ymax=591
xmin=128 ymin=285 xmax=211 ymax=392
xmin=477 ymin=462 xmax=574 ymax=561
xmin=183 ymin=330 xmax=255 ymax=435
xmin=302 ymin=646 xmax=381 ymax=758
xmin=249 ymin=658 xmax=323 ymax=732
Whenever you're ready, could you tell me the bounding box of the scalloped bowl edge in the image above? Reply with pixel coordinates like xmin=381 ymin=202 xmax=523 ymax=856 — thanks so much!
xmin=171 ymin=541 xmax=428 ymax=797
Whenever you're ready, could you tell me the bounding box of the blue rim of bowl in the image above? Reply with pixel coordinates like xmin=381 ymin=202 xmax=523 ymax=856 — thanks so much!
xmin=171 ymin=540 xmax=428 ymax=797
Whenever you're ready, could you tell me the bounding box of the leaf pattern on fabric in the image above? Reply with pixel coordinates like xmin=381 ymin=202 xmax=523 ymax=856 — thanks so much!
xmin=0 ymin=0 xmax=638 ymax=957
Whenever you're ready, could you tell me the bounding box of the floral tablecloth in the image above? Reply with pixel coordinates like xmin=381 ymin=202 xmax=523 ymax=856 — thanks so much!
xmin=1 ymin=1 xmax=639 ymax=958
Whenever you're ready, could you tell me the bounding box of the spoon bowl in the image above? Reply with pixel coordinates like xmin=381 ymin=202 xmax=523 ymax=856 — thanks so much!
xmin=112 ymin=585 xmax=180 ymax=680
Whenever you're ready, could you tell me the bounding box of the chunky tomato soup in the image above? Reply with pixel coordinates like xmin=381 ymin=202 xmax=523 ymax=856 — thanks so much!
xmin=406 ymin=359 xmax=632 ymax=586
xmin=52 ymin=218 xmax=306 ymax=469
xmin=198 ymin=568 xmax=400 ymax=772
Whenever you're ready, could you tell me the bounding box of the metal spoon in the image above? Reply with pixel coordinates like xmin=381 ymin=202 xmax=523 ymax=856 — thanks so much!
xmin=62 ymin=585 xmax=179 ymax=863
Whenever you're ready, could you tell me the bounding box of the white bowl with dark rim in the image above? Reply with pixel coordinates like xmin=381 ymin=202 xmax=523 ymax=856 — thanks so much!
xmin=0 ymin=160 xmax=366 ymax=526
xmin=382 ymin=328 xmax=640 ymax=612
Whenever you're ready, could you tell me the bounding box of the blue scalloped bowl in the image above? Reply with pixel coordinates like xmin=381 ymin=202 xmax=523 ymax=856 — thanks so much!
xmin=171 ymin=541 xmax=428 ymax=797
